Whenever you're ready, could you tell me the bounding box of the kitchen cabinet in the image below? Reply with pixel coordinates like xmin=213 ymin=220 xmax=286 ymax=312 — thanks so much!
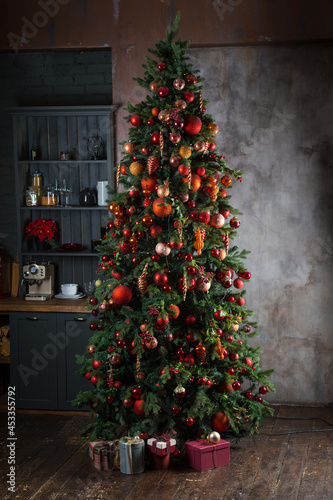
xmin=10 ymin=311 xmax=91 ymax=410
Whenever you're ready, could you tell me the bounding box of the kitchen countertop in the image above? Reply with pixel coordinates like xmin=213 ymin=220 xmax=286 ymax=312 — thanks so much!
xmin=0 ymin=297 xmax=89 ymax=313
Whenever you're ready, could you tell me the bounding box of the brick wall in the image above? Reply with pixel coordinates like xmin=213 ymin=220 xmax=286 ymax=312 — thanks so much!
xmin=0 ymin=50 xmax=112 ymax=258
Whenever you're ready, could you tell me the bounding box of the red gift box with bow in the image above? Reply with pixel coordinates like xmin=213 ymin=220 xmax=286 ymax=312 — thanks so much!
xmin=185 ymin=439 xmax=230 ymax=471
xmin=147 ymin=430 xmax=177 ymax=456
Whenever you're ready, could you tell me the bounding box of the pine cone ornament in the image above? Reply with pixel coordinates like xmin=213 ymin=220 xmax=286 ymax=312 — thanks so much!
xmin=138 ymin=263 xmax=149 ymax=295
xmin=147 ymin=156 xmax=159 ymax=175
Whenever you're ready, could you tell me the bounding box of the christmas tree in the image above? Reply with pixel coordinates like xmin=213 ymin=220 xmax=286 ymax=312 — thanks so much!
xmin=74 ymin=13 xmax=275 ymax=456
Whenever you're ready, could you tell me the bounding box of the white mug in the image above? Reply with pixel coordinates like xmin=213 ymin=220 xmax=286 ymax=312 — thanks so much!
xmin=97 ymin=180 xmax=108 ymax=206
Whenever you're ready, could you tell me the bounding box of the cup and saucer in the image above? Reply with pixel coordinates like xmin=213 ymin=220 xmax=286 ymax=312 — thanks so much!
xmin=55 ymin=283 xmax=86 ymax=300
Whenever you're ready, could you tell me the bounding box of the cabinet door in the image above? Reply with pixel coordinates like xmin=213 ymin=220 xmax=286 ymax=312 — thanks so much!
xmin=10 ymin=312 xmax=58 ymax=409
xmin=57 ymin=313 xmax=91 ymax=411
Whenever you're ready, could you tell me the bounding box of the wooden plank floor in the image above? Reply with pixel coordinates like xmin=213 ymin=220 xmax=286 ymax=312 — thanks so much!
xmin=0 ymin=405 xmax=332 ymax=500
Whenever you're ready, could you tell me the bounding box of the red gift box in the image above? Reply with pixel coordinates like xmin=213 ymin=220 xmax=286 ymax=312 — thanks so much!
xmin=185 ymin=439 xmax=230 ymax=471
xmin=147 ymin=434 xmax=176 ymax=456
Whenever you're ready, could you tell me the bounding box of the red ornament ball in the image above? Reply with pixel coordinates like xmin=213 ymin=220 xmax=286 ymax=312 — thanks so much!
xmin=123 ymin=397 xmax=134 ymax=409
xmin=183 ymin=91 xmax=195 ymax=103
xmin=92 ymin=360 xmax=103 ymax=370
xmin=130 ymin=113 xmax=142 ymax=127
xmin=211 ymin=411 xmax=230 ymax=432
xmin=157 ymin=61 xmax=166 ymax=71
xmin=90 ymin=375 xmax=99 ymax=386
xmin=186 ymin=416 xmax=194 ymax=426
xmin=222 ymin=278 xmax=233 ymax=288
xmin=112 ymin=269 xmax=122 ymax=280
xmin=172 ymin=406 xmax=181 ymax=415
xmin=234 ymin=278 xmax=244 ymax=289
xmin=237 ymin=297 xmax=245 ymax=306
xmin=185 ymin=315 xmax=196 ymax=326
xmin=150 ymin=225 xmax=162 ymax=239
xmin=112 ymin=285 xmax=132 ymax=305
xmin=213 ymin=310 xmax=225 ymax=321
xmin=259 ymin=386 xmax=268 ymax=395
xmin=89 ymin=297 xmax=98 ymax=306
xmin=230 ymin=216 xmax=241 ymax=228
xmin=232 ymin=381 xmax=241 ymax=390
xmin=131 ymin=387 xmax=143 ymax=399
xmin=151 ymin=131 xmax=160 ymax=144
xmin=134 ymin=399 xmax=145 ymax=416
xmin=158 ymin=86 xmax=170 ymax=98
xmin=154 ymin=272 xmax=168 ymax=286
xmin=184 ymin=115 xmax=202 ymax=135
xmin=245 ymin=391 xmax=254 ymax=401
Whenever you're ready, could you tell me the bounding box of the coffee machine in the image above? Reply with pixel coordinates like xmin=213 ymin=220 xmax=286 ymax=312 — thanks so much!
xmin=22 ymin=262 xmax=55 ymax=301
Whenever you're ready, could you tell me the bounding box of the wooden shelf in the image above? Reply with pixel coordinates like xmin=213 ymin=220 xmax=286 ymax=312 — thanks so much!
xmin=20 ymin=205 xmax=108 ymax=211
xmin=22 ymin=251 xmax=99 ymax=257
xmin=18 ymin=160 xmax=108 ymax=164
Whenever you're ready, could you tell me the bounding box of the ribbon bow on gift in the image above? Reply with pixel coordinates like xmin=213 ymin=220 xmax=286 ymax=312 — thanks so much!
xmin=150 ymin=429 xmax=177 ymax=454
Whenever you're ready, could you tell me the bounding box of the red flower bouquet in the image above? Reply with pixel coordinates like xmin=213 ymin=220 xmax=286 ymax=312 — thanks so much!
xmin=25 ymin=218 xmax=58 ymax=246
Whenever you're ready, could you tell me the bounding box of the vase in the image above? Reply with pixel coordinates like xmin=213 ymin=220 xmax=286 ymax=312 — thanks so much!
xmin=27 ymin=238 xmax=52 ymax=253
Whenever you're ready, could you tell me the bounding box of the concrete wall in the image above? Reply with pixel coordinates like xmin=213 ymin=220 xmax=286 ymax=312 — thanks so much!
xmin=0 ymin=50 xmax=111 ymax=257
xmin=189 ymin=44 xmax=333 ymax=404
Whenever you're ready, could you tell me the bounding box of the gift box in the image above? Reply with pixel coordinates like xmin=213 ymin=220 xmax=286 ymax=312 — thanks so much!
xmin=119 ymin=436 xmax=145 ymax=474
xmin=147 ymin=434 xmax=177 ymax=456
xmin=185 ymin=439 xmax=230 ymax=471
xmin=89 ymin=440 xmax=120 ymax=471
xmin=147 ymin=431 xmax=177 ymax=470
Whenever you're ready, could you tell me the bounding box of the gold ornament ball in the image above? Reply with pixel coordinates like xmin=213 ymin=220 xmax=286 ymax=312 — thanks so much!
xmin=113 ymin=207 xmax=124 ymax=218
xmin=149 ymin=81 xmax=158 ymax=93
xmin=114 ymin=217 xmax=125 ymax=228
xmin=174 ymin=99 xmax=187 ymax=110
xmin=173 ymin=78 xmax=185 ymax=90
xmin=108 ymin=298 xmax=118 ymax=309
xmin=129 ymin=235 xmax=138 ymax=246
xmin=108 ymin=201 xmax=118 ymax=213
xmin=95 ymin=279 xmax=102 ymax=288
xmin=194 ymin=140 xmax=205 ymax=152
xmin=158 ymin=110 xmax=170 ymax=123
xmin=211 ymin=125 xmax=220 ymax=136
xmin=129 ymin=161 xmax=144 ymax=176
xmin=186 ymin=74 xmax=197 ymax=84
xmin=124 ymin=141 xmax=135 ymax=153
xmin=178 ymin=145 xmax=191 ymax=159
xmin=207 ymin=431 xmax=221 ymax=444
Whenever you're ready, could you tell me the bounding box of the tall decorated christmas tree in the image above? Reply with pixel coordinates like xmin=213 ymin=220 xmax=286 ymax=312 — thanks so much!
xmin=74 ymin=13 xmax=275 ymax=457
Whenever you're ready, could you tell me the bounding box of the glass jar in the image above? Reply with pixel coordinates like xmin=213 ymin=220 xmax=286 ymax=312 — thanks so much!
xmin=25 ymin=186 xmax=37 ymax=206
xmin=41 ymin=185 xmax=57 ymax=206
xmin=32 ymin=171 xmax=42 ymax=205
